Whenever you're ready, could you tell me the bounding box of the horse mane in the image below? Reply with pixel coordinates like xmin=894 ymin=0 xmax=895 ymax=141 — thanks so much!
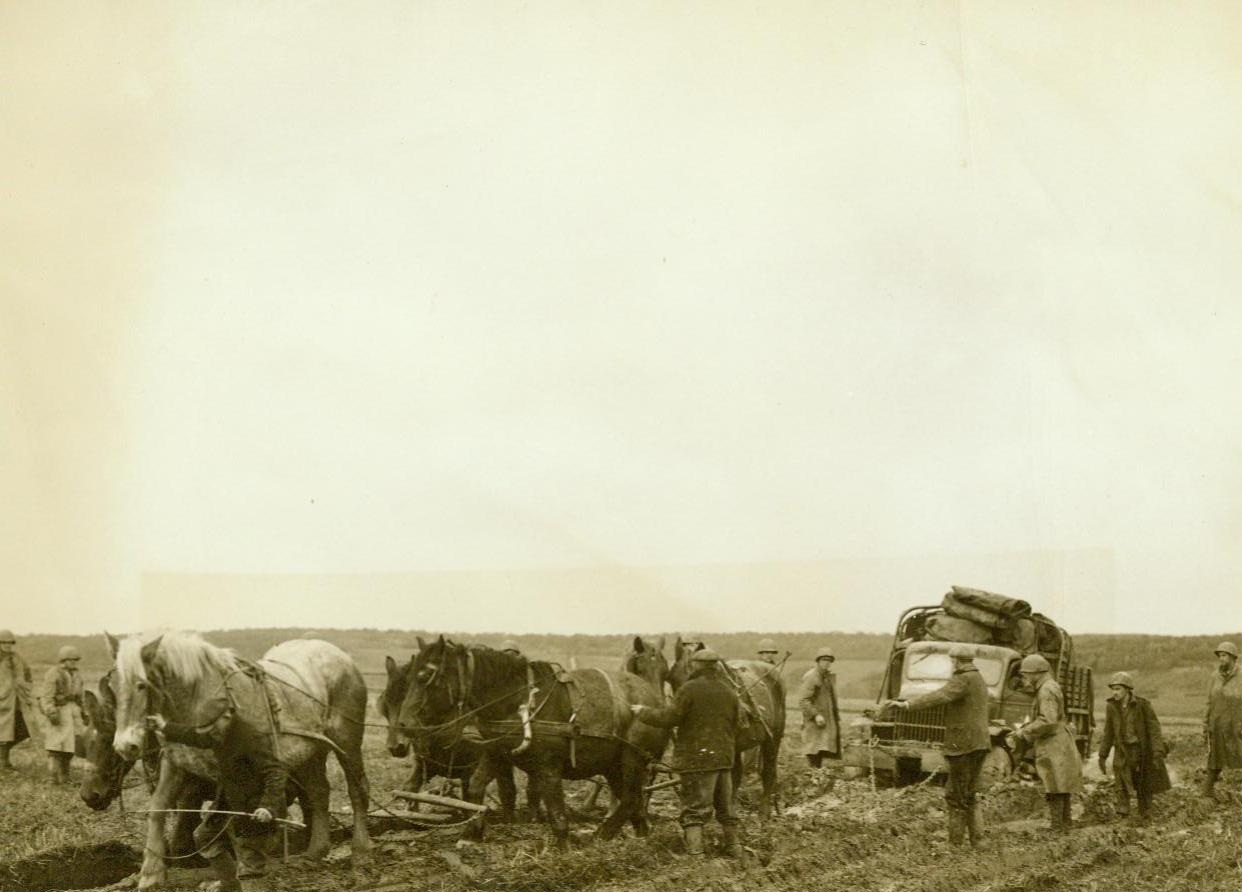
xmin=453 ymin=642 xmax=551 ymax=693
xmin=116 ymin=630 xmax=239 ymax=687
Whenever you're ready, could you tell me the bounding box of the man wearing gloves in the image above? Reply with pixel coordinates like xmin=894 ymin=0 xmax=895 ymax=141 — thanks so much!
xmin=631 ymin=647 xmax=742 ymax=858
xmin=1097 ymin=671 xmax=1169 ymax=822
xmin=886 ymin=644 xmax=990 ymax=847
xmin=798 ymin=646 xmax=840 ymax=768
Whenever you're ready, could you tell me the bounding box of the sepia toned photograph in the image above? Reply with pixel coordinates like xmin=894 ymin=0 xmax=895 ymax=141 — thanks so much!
xmin=3 ymin=3 xmax=1240 ymax=891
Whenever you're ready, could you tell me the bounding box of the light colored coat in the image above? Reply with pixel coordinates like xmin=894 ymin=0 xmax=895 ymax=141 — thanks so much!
xmin=1206 ymin=665 xmax=1242 ymax=770
xmin=40 ymin=665 xmax=84 ymax=753
xmin=1019 ymin=676 xmax=1083 ymax=795
xmin=797 ymin=666 xmax=840 ymax=756
xmin=0 ymin=651 xmax=34 ymax=743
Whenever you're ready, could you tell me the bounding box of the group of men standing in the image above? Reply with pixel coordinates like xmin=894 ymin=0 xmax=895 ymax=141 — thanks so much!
xmin=0 ymin=630 xmax=85 ymax=783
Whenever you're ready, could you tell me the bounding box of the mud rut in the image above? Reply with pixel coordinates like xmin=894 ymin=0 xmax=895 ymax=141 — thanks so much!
xmin=11 ymin=730 xmax=1240 ymax=892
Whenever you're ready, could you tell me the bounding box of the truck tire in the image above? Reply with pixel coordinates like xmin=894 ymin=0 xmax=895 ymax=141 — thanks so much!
xmin=976 ymin=745 xmax=1013 ymax=792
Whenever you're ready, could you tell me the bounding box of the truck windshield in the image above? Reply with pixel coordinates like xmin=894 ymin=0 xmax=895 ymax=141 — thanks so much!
xmin=904 ymin=650 xmax=1004 ymax=686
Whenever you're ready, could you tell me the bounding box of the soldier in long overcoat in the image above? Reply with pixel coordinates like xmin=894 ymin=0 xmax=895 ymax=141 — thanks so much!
xmin=40 ymin=645 xmax=85 ymax=784
xmin=0 ymin=629 xmax=34 ymax=770
xmin=798 ymin=646 xmax=840 ymax=768
xmin=887 ymin=644 xmax=990 ymax=847
xmin=631 ymin=648 xmax=742 ymax=858
xmin=1097 ymin=671 xmax=1170 ymax=821
xmin=1013 ymin=653 xmax=1082 ymax=833
xmin=1203 ymin=641 xmax=1242 ymax=798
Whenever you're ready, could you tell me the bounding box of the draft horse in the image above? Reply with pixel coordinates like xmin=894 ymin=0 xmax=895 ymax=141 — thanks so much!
xmin=111 ymin=631 xmax=372 ymax=890
xmin=669 ymin=636 xmax=786 ymax=818
xmin=397 ymin=635 xmax=668 ymax=848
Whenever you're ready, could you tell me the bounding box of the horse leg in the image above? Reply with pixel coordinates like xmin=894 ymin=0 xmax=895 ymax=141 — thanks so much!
xmin=462 ymin=756 xmax=497 ymax=841
xmin=760 ymin=738 xmax=779 ymax=820
xmin=732 ymin=752 xmax=745 ymax=815
xmin=537 ymin=763 xmax=569 ymax=850
xmin=494 ymin=761 xmax=518 ymax=823
xmin=298 ymin=760 xmax=332 ymax=861
xmin=334 ymin=746 xmax=372 ymax=858
xmin=595 ymin=771 xmax=628 ymax=841
xmin=137 ymin=759 xmax=180 ymax=889
xmin=527 ymin=768 xmax=545 ymax=823
xmin=405 ymin=758 xmax=425 ymax=811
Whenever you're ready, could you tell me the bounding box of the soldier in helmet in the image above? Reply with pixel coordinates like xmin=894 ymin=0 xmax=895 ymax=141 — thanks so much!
xmin=0 ymin=629 xmax=34 ymax=770
xmin=885 ymin=644 xmax=990 ymax=847
xmin=1012 ymin=653 xmax=1083 ymax=832
xmin=499 ymin=640 xmax=523 ymax=657
xmin=757 ymin=639 xmax=779 ymax=665
xmin=798 ymin=646 xmax=840 ymax=768
xmin=1203 ymin=641 xmax=1242 ymax=799
xmin=1097 ymin=671 xmax=1169 ymax=822
xmin=630 ymin=648 xmax=743 ymax=858
xmin=40 ymin=644 xmax=85 ymax=784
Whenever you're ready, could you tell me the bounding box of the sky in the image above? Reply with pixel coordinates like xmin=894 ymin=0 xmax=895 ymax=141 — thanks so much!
xmin=2 ymin=2 xmax=1240 ymax=637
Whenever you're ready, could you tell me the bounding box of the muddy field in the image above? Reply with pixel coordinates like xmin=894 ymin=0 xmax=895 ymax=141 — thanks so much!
xmin=2 ymin=718 xmax=1239 ymax=892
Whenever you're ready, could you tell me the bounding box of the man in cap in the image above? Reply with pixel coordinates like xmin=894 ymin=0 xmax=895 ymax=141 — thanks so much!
xmin=757 ymin=639 xmax=779 ymax=665
xmin=0 ymin=629 xmax=34 ymax=770
xmin=631 ymin=647 xmax=743 ymax=858
xmin=798 ymin=646 xmax=840 ymax=768
xmin=500 ymin=640 xmax=523 ymax=657
xmin=680 ymin=634 xmax=705 ymax=655
xmin=1097 ymin=671 xmax=1169 ymax=822
xmin=1012 ymin=653 xmax=1082 ymax=832
xmin=1203 ymin=641 xmax=1242 ymax=799
xmin=40 ymin=644 xmax=84 ymax=784
xmin=885 ymin=644 xmax=989 ymax=847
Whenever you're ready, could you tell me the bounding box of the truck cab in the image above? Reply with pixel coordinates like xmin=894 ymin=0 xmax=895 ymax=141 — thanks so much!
xmin=843 ymin=602 xmax=1094 ymax=788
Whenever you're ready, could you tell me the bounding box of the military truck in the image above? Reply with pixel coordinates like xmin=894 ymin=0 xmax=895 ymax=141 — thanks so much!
xmin=842 ymin=587 xmax=1094 ymax=788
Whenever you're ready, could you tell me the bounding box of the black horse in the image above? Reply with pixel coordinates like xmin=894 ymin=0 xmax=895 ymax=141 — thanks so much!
xmin=397 ymin=635 xmax=669 ymax=848
xmin=380 ymin=653 xmax=543 ymax=822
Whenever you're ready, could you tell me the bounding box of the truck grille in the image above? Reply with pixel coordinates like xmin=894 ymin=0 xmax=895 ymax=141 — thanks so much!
xmin=874 ymin=704 xmax=946 ymax=745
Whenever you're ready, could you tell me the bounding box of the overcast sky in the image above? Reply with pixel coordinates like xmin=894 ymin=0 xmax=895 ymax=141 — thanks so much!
xmin=3 ymin=2 xmax=1239 ymax=638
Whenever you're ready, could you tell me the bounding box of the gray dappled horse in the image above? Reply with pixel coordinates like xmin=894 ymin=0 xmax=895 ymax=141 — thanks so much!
xmin=668 ymin=636 xmax=786 ymax=818
xmin=111 ymin=631 xmax=372 ymax=890
xmin=396 ymin=635 xmax=669 ymax=848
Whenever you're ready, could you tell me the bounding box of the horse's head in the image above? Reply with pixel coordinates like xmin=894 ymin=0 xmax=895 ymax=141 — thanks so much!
xmin=668 ymin=635 xmax=699 ymax=691
xmin=78 ymin=670 xmax=129 ymax=810
xmin=379 ymin=654 xmax=412 ymax=758
xmin=111 ymin=633 xmax=164 ymax=761
xmin=397 ymin=634 xmax=461 ymax=736
xmin=624 ymin=635 xmax=668 ymax=698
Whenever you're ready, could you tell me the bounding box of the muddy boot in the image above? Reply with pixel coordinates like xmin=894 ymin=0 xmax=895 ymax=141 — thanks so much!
xmin=207 ymin=852 xmax=242 ymax=892
xmin=1061 ymin=794 xmax=1073 ymax=831
xmin=1045 ymin=796 xmax=1063 ymax=833
xmin=946 ymin=808 xmax=966 ymax=846
xmin=966 ymin=804 xmax=985 ymax=849
xmin=721 ymin=825 xmax=743 ymax=859
xmin=0 ymin=743 xmax=12 ymax=771
xmin=57 ymin=753 xmax=73 ymax=785
xmin=683 ymin=825 xmax=705 ymax=856
xmin=1201 ymin=769 xmax=1220 ymax=799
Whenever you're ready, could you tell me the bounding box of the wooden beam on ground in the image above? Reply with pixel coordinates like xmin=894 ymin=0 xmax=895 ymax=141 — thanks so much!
xmin=391 ymin=790 xmax=489 ymax=813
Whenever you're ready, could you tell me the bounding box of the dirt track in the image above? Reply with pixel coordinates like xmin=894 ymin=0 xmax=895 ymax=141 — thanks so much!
xmin=12 ymin=727 xmax=1227 ymax=892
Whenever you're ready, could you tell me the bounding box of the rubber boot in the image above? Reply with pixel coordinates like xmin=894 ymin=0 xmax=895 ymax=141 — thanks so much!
xmin=683 ymin=825 xmax=705 ymax=856
xmin=721 ymin=825 xmax=743 ymax=858
xmin=947 ymin=809 xmax=966 ymax=846
xmin=1061 ymin=794 xmax=1073 ymax=831
xmin=0 ymin=743 xmax=12 ymax=770
xmin=1046 ymin=796 xmax=1063 ymax=833
xmin=46 ymin=752 xmax=61 ymax=784
xmin=966 ymin=804 xmax=985 ymax=849
xmin=57 ymin=753 xmax=73 ymax=785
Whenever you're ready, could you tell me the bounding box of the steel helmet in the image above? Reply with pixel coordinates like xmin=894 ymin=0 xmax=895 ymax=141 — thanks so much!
xmin=0 ymin=629 xmax=15 ymax=644
xmin=1214 ymin=642 xmax=1240 ymax=659
xmin=57 ymin=645 xmax=82 ymax=662
xmin=1107 ymin=671 xmax=1134 ymax=689
xmin=758 ymin=638 xmax=778 ymax=653
xmin=815 ymin=646 xmax=835 ymax=661
xmin=499 ymin=640 xmax=521 ymax=654
xmin=1019 ymin=653 xmax=1051 ymax=674
xmin=690 ymin=647 xmax=720 ymax=663
xmin=948 ymin=644 xmax=976 ymax=660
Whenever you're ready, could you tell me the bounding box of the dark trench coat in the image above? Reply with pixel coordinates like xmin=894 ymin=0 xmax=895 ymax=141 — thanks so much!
xmin=1099 ymin=695 xmax=1171 ymax=797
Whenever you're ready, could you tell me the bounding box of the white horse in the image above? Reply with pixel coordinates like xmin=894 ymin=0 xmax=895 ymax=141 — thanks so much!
xmin=110 ymin=631 xmax=372 ymax=889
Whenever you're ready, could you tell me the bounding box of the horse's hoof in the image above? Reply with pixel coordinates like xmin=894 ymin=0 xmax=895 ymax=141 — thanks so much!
xmin=137 ymin=869 xmax=167 ymax=891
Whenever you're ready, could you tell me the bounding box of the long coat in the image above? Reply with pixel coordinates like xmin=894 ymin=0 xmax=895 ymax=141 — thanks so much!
xmin=798 ymin=666 xmax=840 ymax=757
xmin=1206 ymin=665 xmax=1242 ymax=770
xmin=1018 ymin=677 xmax=1083 ymax=795
xmin=904 ymin=665 xmax=990 ymax=756
xmin=637 ymin=666 xmax=740 ymax=772
xmin=0 ymin=651 xmax=34 ymax=744
xmin=1099 ymin=695 xmax=1171 ymax=796
xmin=39 ymin=665 xmax=84 ymax=754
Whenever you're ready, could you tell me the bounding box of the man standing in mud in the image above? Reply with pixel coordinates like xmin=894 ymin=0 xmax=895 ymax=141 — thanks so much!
xmin=40 ymin=645 xmax=84 ymax=784
xmin=886 ymin=644 xmax=989 ymax=847
xmin=798 ymin=646 xmax=840 ymax=768
xmin=1012 ymin=654 xmax=1082 ymax=833
xmin=146 ymin=708 xmax=288 ymax=892
xmin=631 ymin=647 xmax=743 ymax=858
xmin=1097 ymin=671 xmax=1169 ymax=822
xmin=1203 ymin=641 xmax=1242 ymax=799
xmin=0 ymin=630 xmax=34 ymax=771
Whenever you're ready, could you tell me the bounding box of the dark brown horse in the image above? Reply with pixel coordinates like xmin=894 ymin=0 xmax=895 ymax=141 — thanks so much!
xmin=396 ymin=635 xmax=668 ymax=848
xmin=379 ymin=654 xmax=543 ymax=822
xmin=669 ymin=636 xmax=786 ymax=818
